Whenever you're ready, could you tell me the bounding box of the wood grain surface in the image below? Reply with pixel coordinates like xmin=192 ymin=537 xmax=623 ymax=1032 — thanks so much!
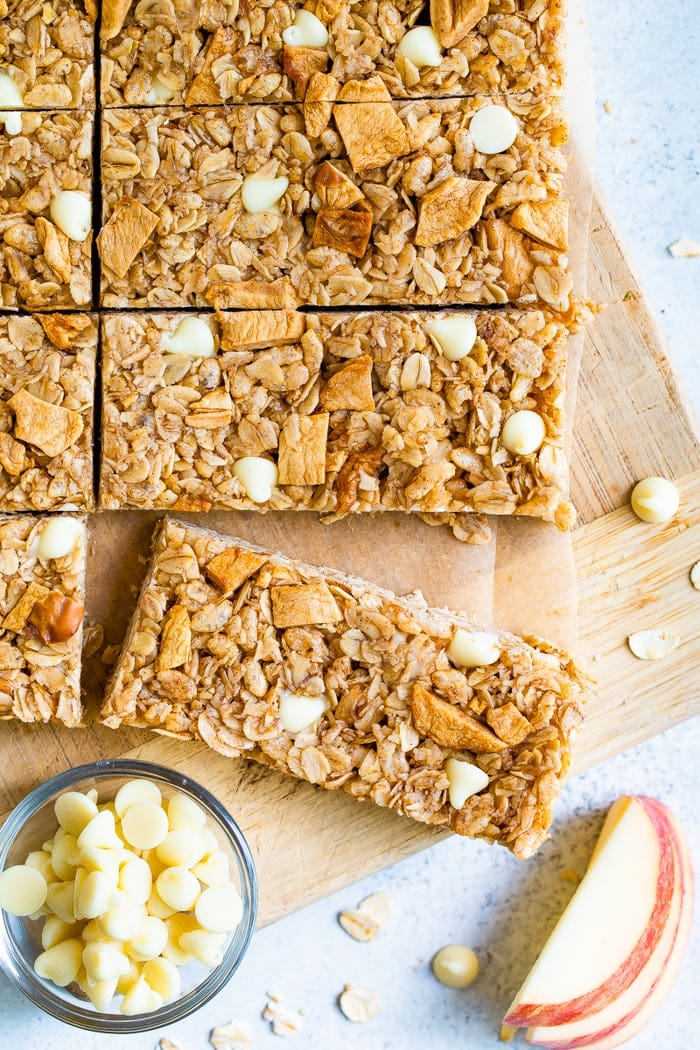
xmin=1 ymin=187 xmax=698 ymax=927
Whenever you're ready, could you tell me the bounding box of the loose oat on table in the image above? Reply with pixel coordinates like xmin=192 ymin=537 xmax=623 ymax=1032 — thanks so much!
xmin=101 ymin=519 xmax=587 ymax=859
xmin=100 ymin=306 xmax=577 ymax=524
xmin=338 ymin=984 xmax=381 ymax=1023
xmin=210 ymin=1020 xmax=254 ymax=1050
xmin=0 ymin=313 xmax=96 ymax=511
xmin=627 ymin=629 xmax=681 ymax=661
xmin=98 ymin=96 xmax=569 ymax=309
xmin=0 ymin=514 xmax=86 ymax=726
xmin=0 ymin=110 xmax=93 ymax=310
xmin=100 ymin=0 xmax=565 ymax=107
xmin=261 ymin=992 xmax=304 ymax=1038
xmin=0 ymin=0 xmax=95 ymax=109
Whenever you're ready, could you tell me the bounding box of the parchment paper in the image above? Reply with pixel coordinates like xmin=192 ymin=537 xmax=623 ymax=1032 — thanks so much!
xmin=82 ymin=4 xmax=596 ymax=706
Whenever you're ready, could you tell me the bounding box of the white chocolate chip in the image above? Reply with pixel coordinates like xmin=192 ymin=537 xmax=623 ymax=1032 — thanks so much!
xmin=444 ymin=757 xmax=489 ymax=809
xmin=142 ymin=956 xmax=181 ymax=1003
xmin=431 ymin=944 xmax=479 ymax=988
xmin=54 ymin=788 xmax=98 ymax=833
xmin=49 ymin=191 xmax=92 ymax=242
xmin=282 ymin=10 xmax=329 ymax=47
xmin=194 ymin=883 xmax=243 ymax=933
xmin=501 ymin=410 xmax=546 ymax=455
xmin=627 ymin=629 xmax=680 ymax=660
xmin=156 ymin=829 xmax=207 ymax=869
xmin=160 ymin=316 xmax=216 ymax=358
xmin=278 ymin=689 xmax=327 ymax=734
xmin=469 ymin=104 xmax=519 ymax=154
xmin=167 ymin=792 xmax=207 ymax=831
xmin=233 ymin=456 xmax=278 ymax=504
xmin=338 ymin=984 xmax=381 ymax=1024
xmin=690 ymin=561 xmax=700 ymax=590
xmin=76 ymin=810 xmax=122 ymax=851
xmin=87 ymin=977 xmax=119 ymax=1012
xmin=241 ymin=174 xmax=289 ymax=214
xmin=397 ymin=26 xmax=443 ymax=68
xmin=120 ymin=974 xmax=163 ymax=1015
xmin=114 ymin=778 xmax=162 ymax=818
xmin=121 ymin=801 xmax=169 ymax=851
xmin=41 ymin=915 xmax=81 ymax=951
xmin=156 ymin=867 xmax=200 ymax=912
xmin=118 ymin=857 xmax=152 ymax=904
xmin=426 ymin=315 xmax=477 ymax=361
xmin=630 ymin=476 xmax=679 ymax=524
xmin=178 ymin=928 xmax=226 ymax=968
xmin=37 ymin=517 xmax=83 ymax=561
xmin=192 ymin=850 xmax=230 ymax=888
xmin=0 ymin=112 xmax=22 ymax=136
xmin=0 ymin=70 xmax=24 ymax=107
xmin=127 ymin=914 xmax=169 ymax=961
xmin=0 ymin=864 xmax=48 ymax=916
xmin=145 ymin=73 xmax=174 ymax=105
xmin=83 ymin=941 xmax=132 ymax=982
xmin=99 ymin=898 xmax=146 ymax=942
xmin=448 ymin=628 xmax=500 ymax=668
xmin=34 ymin=939 xmax=83 ymax=987
xmin=79 ymin=870 xmax=117 ymax=920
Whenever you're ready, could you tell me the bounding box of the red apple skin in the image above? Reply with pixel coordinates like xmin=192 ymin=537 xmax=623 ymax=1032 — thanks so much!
xmin=524 ymin=797 xmax=694 ymax=1050
xmin=505 ymin=798 xmax=677 ymax=1029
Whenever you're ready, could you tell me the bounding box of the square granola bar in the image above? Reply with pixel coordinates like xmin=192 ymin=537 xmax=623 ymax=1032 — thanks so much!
xmin=0 ymin=110 xmax=93 ymax=310
xmin=0 ymin=313 xmax=96 ymax=511
xmin=0 ymin=0 xmax=95 ymax=110
xmin=101 ymin=518 xmax=586 ymax=858
xmin=100 ymin=0 xmax=564 ymax=106
xmin=0 ymin=513 xmax=86 ymax=726
xmin=99 ymin=307 xmax=577 ymax=526
xmin=98 ymin=95 xmax=569 ymax=309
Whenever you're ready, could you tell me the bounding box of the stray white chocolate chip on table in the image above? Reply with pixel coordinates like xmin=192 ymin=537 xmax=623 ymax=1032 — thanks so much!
xmin=233 ymin=456 xmax=278 ymax=504
xmin=444 ymin=758 xmax=489 ymax=809
xmin=469 ymin=104 xmax=519 ymax=155
xmin=397 ymin=26 xmax=443 ymax=68
xmin=49 ymin=191 xmax=92 ymax=243
xmin=627 ymin=629 xmax=680 ymax=660
xmin=630 ymin=476 xmax=679 ymax=524
xmin=241 ymin=175 xmax=289 ymax=215
xmin=161 ymin=317 xmax=216 ymax=358
xmin=667 ymin=237 xmax=700 ymax=258
xmin=338 ymin=984 xmax=381 ymax=1023
xmin=426 ymin=315 xmax=477 ymax=361
xmin=432 ymin=944 xmax=479 ymax=988
xmin=690 ymin=561 xmax=700 ymax=590
xmin=501 ymin=410 xmax=546 ymax=456
xmin=282 ymin=9 xmax=329 ymax=47
xmin=448 ymin=628 xmax=500 ymax=668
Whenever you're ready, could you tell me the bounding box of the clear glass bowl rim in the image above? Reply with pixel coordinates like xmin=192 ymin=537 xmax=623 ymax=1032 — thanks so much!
xmin=0 ymin=758 xmax=258 ymax=1033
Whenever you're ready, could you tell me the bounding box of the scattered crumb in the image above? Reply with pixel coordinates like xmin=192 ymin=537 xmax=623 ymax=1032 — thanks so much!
xmin=690 ymin=561 xmax=700 ymax=590
xmin=81 ymin=622 xmax=104 ymax=657
xmin=560 ymin=868 xmax=582 ymax=884
xmin=668 ymin=237 xmax=700 ymax=258
xmin=158 ymin=1040 xmax=184 ymax=1050
xmin=262 ymin=992 xmax=304 ymax=1038
xmin=209 ymin=1021 xmax=254 ymax=1050
xmin=338 ymin=984 xmax=381 ymax=1024
xmin=338 ymin=890 xmax=391 ymax=941
xmin=100 ymin=643 xmax=121 ymax=665
xmin=603 ymin=99 xmax=614 ymax=114
xmin=591 ymin=653 xmax=601 ymax=663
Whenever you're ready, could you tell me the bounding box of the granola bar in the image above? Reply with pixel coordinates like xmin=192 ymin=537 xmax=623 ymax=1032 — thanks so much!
xmin=0 ymin=0 xmax=95 ymax=110
xmin=0 ymin=313 xmax=96 ymax=511
xmin=99 ymin=96 xmax=569 ymax=309
xmin=101 ymin=518 xmax=586 ymax=858
xmin=0 ymin=110 xmax=93 ymax=310
xmin=100 ymin=0 xmax=564 ymax=106
xmin=99 ymin=307 xmax=576 ymax=525
xmin=0 ymin=514 xmax=86 ymax=726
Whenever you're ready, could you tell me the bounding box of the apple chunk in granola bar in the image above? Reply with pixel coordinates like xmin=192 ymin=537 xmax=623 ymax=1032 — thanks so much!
xmin=0 ymin=110 xmax=93 ymax=311
xmin=99 ymin=307 xmax=577 ymax=526
xmin=98 ymin=94 xmax=569 ymax=309
xmin=0 ymin=514 xmax=86 ymax=727
xmin=101 ymin=518 xmax=586 ymax=859
xmin=99 ymin=0 xmax=564 ymax=106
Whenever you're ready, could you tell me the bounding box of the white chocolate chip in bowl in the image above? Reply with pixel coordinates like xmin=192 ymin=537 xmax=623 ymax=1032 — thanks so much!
xmin=282 ymin=9 xmax=329 ymax=47
xmin=444 ymin=757 xmax=489 ymax=809
xmin=0 ymin=864 xmax=48 ymax=916
xmin=501 ymin=409 xmax=546 ymax=456
xmin=233 ymin=455 xmax=278 ymax=504
xmin=448 ymin=628 xmax=500 ymax=668
xmin=37 ymin=517 xmax=83 ymax=561
xmin=397 ymin=26 xmax=443 ymax=68
xmin=241 ymin=174 xmax=289 ymax=215
xmin=49 ymin=191 xmax=92 ymax=242
xmin=426 ymin=315 xmax=477 ymax=362
xmin=278 ymin=690 xmax=327 ymax=734
xmin=630 ymin=476 xmax=679 ymax=524
xmin=469 ymin=103 xmax=519 ymax=154
xmin=160 ymin=316 xmax=217 ymax=358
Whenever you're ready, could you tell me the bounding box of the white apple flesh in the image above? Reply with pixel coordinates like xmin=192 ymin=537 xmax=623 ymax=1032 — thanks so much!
xmin=504 ymin=796 xmax=676 ymax=1029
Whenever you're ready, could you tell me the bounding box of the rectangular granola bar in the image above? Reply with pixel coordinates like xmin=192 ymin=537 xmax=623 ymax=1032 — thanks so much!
xmin=99 ymin=307 xmax=576 ymax=526
xmin=1 ymin=110 xmax=93 ymax=310
xmin=102 ymin=518 xmax=585 ymax=858
xmin=0 ymin=514 xmax=86 ymax=726
xmin=100 ymin=0 xmax=564 ymax=106
xmin=0 ymin=0 xmax=95 ymax=110
xmin=98 ymin=96 xmax=569 ymax=309
xmin=0 ymin=313 xmax=96 ymax=511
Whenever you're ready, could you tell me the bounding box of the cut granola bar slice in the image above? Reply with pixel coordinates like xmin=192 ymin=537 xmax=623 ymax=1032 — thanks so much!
xmin=0 ymin=514 xmax=86 ymax=727
xmin=0 ymin=313 xmax=96 ymax=511
xmin=99 ymin=0 xmax=564 ymax=106
xmin=0 ymin=0 xmax=95 ymax=110
xmin=99 ymin=307 xmax=578 ymax=525
xmin=0 ymin=110 xmax=93 ymax=310
xmin=98 ymin=98 xmax=568 ymax=309
xmin=101 ymin=518 xmax=586 ymax=859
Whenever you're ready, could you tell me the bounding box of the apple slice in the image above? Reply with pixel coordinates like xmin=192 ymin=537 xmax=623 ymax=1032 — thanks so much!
xmin=525 ymin=797 xmax=693 ymax=1049
xmin=504 ymin=796 xmax=676 ymax=1029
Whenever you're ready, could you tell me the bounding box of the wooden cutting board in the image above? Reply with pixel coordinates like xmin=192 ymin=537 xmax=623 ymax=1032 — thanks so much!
xmin=1 ymin=188 xmax=698 ymax=927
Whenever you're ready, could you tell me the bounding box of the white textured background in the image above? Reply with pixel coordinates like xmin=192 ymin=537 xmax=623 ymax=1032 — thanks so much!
xmin=1 ymin=2 xmax=698 ymax=1048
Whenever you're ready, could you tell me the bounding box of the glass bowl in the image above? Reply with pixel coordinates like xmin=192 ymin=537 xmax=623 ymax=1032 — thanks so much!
xmin=0 ymin=759 xmax=258 ymax=1032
